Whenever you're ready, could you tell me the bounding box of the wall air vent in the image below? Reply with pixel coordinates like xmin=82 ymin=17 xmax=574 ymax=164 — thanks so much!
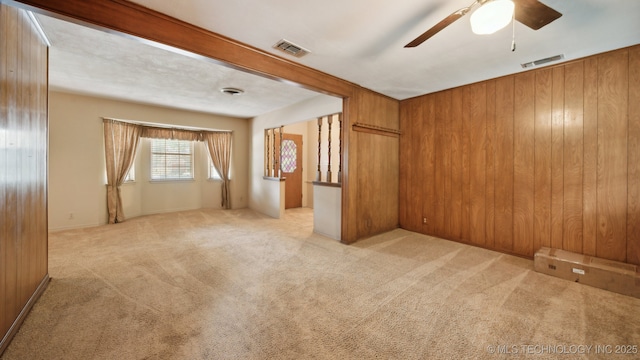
xmin=273 ymin=39 xmax=310 ymax=58
xmin=521 ymin=54 xmax=564 ymax=69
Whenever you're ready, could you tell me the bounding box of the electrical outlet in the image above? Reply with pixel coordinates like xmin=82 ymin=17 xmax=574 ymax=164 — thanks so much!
xmin=422 ymin=217 xmax=427 ymax=224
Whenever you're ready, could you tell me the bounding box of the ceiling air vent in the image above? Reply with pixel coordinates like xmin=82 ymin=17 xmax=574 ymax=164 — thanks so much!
xmin=521 ymin=54 xmax=564 ymax=69
xmin=273 ymin=39 xmax=310 ymax=58
xmin=220 ymin=87 xmax=244 ymax=96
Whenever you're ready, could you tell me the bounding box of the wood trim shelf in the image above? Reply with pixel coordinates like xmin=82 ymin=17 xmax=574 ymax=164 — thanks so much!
xmin=352 ymin=123 xmax=401 ymax=137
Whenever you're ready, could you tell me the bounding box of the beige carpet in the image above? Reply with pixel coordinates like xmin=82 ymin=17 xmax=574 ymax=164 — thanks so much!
xmin=2 ymin=208 xmax=639 ymax=359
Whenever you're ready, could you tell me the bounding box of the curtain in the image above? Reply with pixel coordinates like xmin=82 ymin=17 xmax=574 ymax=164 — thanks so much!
xmin=141 ymin=126 xmax=202 ymax=141
xmin=104 ymin=119 xmax=142 ymax=223
xmin=204 ymin=132 xmax=232 ymax=209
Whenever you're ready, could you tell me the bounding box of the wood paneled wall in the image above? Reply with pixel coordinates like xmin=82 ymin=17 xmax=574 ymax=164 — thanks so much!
xmin=1 ymin=4 xmax=49 ymax=354
xmin=400 ymin=45 xmax=640 ymax=265
xmin=343 ymin=89 xmax=400 ymax=242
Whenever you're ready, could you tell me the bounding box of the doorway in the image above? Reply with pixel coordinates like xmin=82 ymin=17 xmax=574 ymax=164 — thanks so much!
xmin=281 ymin=133 xmax=303 ymax=209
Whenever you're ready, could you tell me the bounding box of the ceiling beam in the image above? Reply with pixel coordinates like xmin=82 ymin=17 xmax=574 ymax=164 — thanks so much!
xmin=3 ymin=0 xmax=358 ymax=98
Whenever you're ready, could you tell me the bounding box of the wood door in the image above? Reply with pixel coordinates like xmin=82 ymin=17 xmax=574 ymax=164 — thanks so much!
xmin=282 ymin=134 xmax=303 ymax=209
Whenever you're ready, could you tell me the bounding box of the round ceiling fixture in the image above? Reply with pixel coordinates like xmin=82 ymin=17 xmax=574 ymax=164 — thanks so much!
xmin=470 ymin=0 xmax=514 ymax=35
xmin=220 ymin=87 xmax=245 ymax=96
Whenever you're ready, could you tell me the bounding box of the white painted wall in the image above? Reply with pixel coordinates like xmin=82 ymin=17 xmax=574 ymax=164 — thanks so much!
xmin=313 ymin=185 xmax=342 ymax=240
xmin=49 ymin=91 xmax=249 ymax=230
xmin=249 ymin=94 xmax=341 ymax=218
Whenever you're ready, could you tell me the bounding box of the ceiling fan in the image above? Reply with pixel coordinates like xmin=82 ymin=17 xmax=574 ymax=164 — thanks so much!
xmin=405 ymin=0 xmax=562 ymax=48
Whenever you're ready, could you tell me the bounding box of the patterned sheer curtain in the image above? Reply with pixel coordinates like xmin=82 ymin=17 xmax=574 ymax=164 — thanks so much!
xmin=103 ymin=119 xmax=142 ymax=223
xmin=204 ymin=132 xmax=232 ymax=209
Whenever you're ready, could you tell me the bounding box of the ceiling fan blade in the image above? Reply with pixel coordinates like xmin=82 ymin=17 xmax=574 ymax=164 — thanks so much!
xmin=405 ymin=8 xmax=470 ymax=48
xmin=514 ymin=0 xmax=562 ymax=30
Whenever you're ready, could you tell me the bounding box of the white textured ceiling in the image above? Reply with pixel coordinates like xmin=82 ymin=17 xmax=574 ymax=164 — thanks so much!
xmin=38 ymin=15 xmax=324 ymax=118
xmin=40 ymin=0 xmax=640 ymax=117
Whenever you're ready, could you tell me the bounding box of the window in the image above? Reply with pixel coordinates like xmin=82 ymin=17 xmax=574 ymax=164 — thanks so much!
xmin=151 ymin=139 xmax=193 ymax=180
xmin=124 ymin=163 xmax=135 ymax=182
xmin=209 ymin=159 xmax=221 ymax=180
xmin=208 ymin=153 xmax=230 ymax=180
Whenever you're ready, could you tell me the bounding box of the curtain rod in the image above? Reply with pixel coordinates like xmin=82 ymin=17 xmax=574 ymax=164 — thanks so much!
xmin=102 ymin=117 xmax=233 ymax=133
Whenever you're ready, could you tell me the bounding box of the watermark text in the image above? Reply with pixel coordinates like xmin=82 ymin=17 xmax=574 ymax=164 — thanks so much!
xmin=486 ymin=344 xmax=638 ymax=356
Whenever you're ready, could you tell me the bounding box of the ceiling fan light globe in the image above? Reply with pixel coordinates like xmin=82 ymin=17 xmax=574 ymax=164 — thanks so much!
xmin=470 ymin=0 xmax=515 ymax=35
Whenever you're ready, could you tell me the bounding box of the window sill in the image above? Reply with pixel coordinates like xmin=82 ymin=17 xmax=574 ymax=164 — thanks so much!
xmin=149 ymin=178 xmax=195 ymax=183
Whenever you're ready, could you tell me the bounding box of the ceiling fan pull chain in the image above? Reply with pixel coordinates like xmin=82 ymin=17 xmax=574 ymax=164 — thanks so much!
xmin=511 ymin=9 xmax=516 ymax=52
